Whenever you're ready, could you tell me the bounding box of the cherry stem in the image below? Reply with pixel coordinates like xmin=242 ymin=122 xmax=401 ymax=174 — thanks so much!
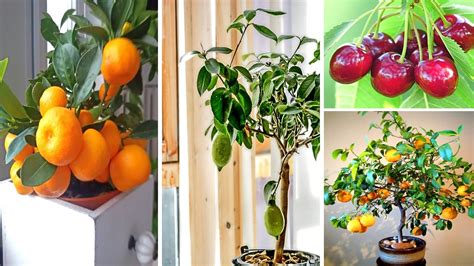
xmin=357 ymin=0 xmax=387 ymax=46
xmin=368 ymin=12 xmax=401 ymax=34
xmin=420 ymin=0 xmax=433 ymax=60
xmin=409 ymin=9 xmax=423 ymax=62
xmin=398 ymin=8 xmax=410 ymax=63
xmin=412 ymin=13 xmax=427 ymax=29
xmin=374 ymin=0 xmax=395 ymax=36
xmin=430 ymin=0 xmax=450 ymax=27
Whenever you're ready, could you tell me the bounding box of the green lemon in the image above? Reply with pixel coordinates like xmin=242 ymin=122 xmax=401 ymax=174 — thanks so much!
xmin=211 ymin=133 xmax=232 ymax=170
xmin=264 ymin=202 xmax=285 ymax=238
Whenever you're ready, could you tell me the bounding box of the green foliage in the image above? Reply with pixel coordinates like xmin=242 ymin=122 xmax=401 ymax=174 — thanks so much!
xmin=326 ymin=112 xmax=473 ymax=235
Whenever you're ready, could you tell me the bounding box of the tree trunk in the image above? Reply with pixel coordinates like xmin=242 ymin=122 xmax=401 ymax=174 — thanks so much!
xmin=396 ymin=201 xmax=406 ymax=243
xmin=273 ymin=160 xmax=290 ymax=263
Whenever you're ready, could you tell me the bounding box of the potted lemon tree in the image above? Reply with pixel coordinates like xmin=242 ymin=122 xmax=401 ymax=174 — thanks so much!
xmin=0 ymin=0 xmax=157 ymax=264
xmin=182 ymin=9 xmax=320 ymax=264
xmin=325 ymin=112 xmax=473 ymax=265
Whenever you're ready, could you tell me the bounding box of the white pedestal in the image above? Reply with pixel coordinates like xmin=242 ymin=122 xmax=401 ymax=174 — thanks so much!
xmin=0 ymin=177 xmax=154 ymax=266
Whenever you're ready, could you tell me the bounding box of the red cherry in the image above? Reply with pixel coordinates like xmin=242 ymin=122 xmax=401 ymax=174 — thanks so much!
xmin=395 ymin=29 xmax=428 ymax=56
xmin=409 ymin=47 xmax=451 ymax=65
xmin=434 ymin=14 xmax=474 ymax=51
xmin=362 ymin=32 xmax=397 ymax=59
xmin=371 ymin=52 xmax=415 ymax=97
xmin=415 ymin=57 xmax=458 ymax=98
xmin=330 ymin=44 xmax=373 ymax=84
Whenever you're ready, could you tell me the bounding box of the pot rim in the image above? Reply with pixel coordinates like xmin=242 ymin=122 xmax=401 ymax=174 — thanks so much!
xmin=232 ymin=248 xmax=320 ymax=265
xmin=378 ymin=236 xmax=426 ymax=254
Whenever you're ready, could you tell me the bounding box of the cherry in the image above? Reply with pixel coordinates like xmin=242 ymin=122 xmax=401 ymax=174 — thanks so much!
xmin=362 ymin=32 xmax=397 ymax=59
xmin=371 ymin=52 xmax=415 ymax=97
xmin=395 ymin=29 xmax=428 ymax=56
xmin=434 ymin=14 xmax=474 ymax=51
xmin=415 ymin=57 xmax=458 ymax=98
xmin=330 ymin=44 xmax=373 ymax=84
xmin=409 ymin=46 xmax=451 ymax=66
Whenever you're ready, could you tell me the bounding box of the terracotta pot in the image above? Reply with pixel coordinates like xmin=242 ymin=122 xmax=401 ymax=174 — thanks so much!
xmin=61 ymin=190 xmax=121 ymax=210
xmin=378 ymin=236 xmax=426 ymax=265
xmin=232 ymin=246 xmax=320 ymax=265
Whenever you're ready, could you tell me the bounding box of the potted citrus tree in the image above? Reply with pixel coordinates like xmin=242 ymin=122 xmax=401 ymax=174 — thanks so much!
xmin=325 ymin=112 xmax=473 ymax=265
xmin=181 ymin=9 xmax=321 ymax=264
xmin=0 ymin=0 xmax=157 ymax=264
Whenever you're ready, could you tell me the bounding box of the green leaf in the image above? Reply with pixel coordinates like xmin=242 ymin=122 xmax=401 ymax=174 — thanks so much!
xmin=264 ymin=180 xmax=277 ymax=204
xmin=68 ymin=15 xmax=92 ymax=27
xmin=210 ymin=88 xmax=232 ymax=124
xmin=0 ymin=81 xmax=28 ymax=119
xmin=32 ymin=82 xmax=46 ymax=106
xmin=261 ymin=78 xmax=274 ymax=103
xmin=53 ymin=43 xmax=80 ymax=89
xmin=24 ymin=106 xmax=41 ymax=120
xmin=325 ymin=20 xmax=355 ymax=52
xmin=469 ymin=206 xmax=474 ymax=218
xmin=431 ymin=178 xmax=441 ymax=189
xmin=438 ymin=130 xmax=457 ymax=136
xmin=180 ymin=50 xmax=201 ymax=63
xmin=73 ymin=46 xmax=102 ymax=107
xmin=400 ymin=82 xmax=474 ymax=108
xmin=207 ymin=47 xmax=233 ymax=54
xmin=434 ymin=205 xmax=443 ymax=215
xmin=5 ymin=127 xmax=36 ymax=164
xmin=197 ymin=66 xmax=211 ymax=96
xmin=256 ymin=8 xmax=285 ymax=16
xmin=205 ymin=58 xmax=221 ymax=74
xmin=439 ymin=34 xmax=474 ymax=79
xmin=301 ymin=36 xmax=318 ymax=45
xmin=127 ymin=69 xmax=143 ymax=94
xmin=298 ymin=74 xmax=316 ymax=99
xmin=234 ymin=66 xmax=252 ymax=82
xmin=111 ymin=0 xmax=133 ymax=35
xmin=280 ymin=106 xmax=302 ymax=115
xmin=457 ymin=124 xmax=464 ymax=134
xmin=366 ymin=170 xmax=375 ymax=185
xmin=123 ymin=16 xmax=152 ymax=39
xmin=25 ymin=85 xmax=35 ymax=108
xmin=98 ymin=0 xmax=114 ymax=18
xmin=278 ymin=35 xmax=297 ymax=42
xmin=228 ymin=100 xmax=246 ymax=130
xmin=253 ymin=24 xmax=278 ymax=42
xmin=84 ymin=0 xmax=112 ymax=33
xmin=236 ymin=88 xmax=252 ymax=116
xmin=61 ymin=9 xmax=76 ymax=27
xmin=0 ymin=58 xmax=8 ymax=81
xmin=227 ymin=22 xmax=245 ymax=33
xmin=130 ymin=120 xmax=158 ymax=139
xmin=41 ymin=14 xmax=60 ymax=46
xmin=20 ymin=153 xmax=57 ymax=187
xmin=77 ymin=26 xmax=109 ymax=42
xmin=439 ymin=143 xmax=453 ymax=161
xmin=243 ymin=10 xmax=256 ymax=21
xmin=442 ymin=4 xmax=474 ymax=16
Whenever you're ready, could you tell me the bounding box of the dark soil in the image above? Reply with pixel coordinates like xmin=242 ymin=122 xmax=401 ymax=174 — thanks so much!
xmin=243 ymin=250 xmax=310 ymax=264
xmin=61 ymin=176 xmax=115 ymax=198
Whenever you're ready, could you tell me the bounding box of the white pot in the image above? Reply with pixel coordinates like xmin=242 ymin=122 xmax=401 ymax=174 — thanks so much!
xmin=0 ymin=177 xmax=154 ymax=266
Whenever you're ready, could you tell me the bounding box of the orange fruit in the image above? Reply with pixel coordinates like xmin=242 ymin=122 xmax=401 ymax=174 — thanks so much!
xmin=33 ymin=166 xmax=71 ymax=198
xmin=336 ymin=190 xmax=352 ymax=203
xmin=400 ymin=197 xmax=406 ymax=203
xmin=367 ymin=191 xmax=378 ymax=200
xmin=461 ymin=199 xmax=471 ymax=207
xmin=347 ymin=219 xmax=362 ymax=233
xmin=4 ymin=133 xmax=34 ymax=162
xmin=121 ymin=21 xmax=133 ymax=35
xmin=414 ymin=137 xmax=430 ymax=150
xmin=10 ymin=161 xmax=33 ymax=195
xmin=412 ymin=227 xmax=422 ymax=236
xmin=433 ymin=215 xmax=440 ymax=220
xmin=439 ymin=187 xmax=452 ymax=197
xmin=358 ymin=195 xmax=369 ymax=205
xmin=457 ymin=185 xmax=469 ymax=196
xmin=110 ymin=145 xmax=151 ymax=192
xmin=101 ymin=38 xmax=140 ymax=86
xmin=360 ymin=225 xmax=368 ymax=233
xmin=387 ymin=176 xmax=396 ymax=184
xmin=99 ymin=83 xmax=121 ymax=103
xmin=95 ymin=165 xmax=110 ymax=183
xmin=360 ymin=214 xmax=376 ymax=227
xmin=416 ymin=212 xmax=426 ymax=220
xmin=70 ymin=129 xmax=110 ymax=182
xmin=385 ymin=149 xmax=401 ymax=163
xmin=377 ymin=188 xmax=390 ymax=199
xmin=78 ymin=110 xmax=94 ymax=126
xmin=121 ymin=131 xmax=148 ymax=150
xmin=399 ymin=181 xmax=411 ymax=190
xmin=441 ymin=207 xmax=458 ymax=220
xmin=36 ymin=107 xmax=83 ymax=166
xmin=100 ymin=120 xmax=122 ymax=158
xmin=39 ymin=86 xmax=68 ymax=116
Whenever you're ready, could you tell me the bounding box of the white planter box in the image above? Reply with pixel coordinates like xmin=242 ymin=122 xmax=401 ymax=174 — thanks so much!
xmin=0 ymin=177 xmax=154 ymax=266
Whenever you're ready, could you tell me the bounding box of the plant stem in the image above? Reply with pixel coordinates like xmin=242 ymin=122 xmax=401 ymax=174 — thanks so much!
xmin=410 ymin=9 xmax=423 ymax=62
xmin=357 ymin=0 xmax=387 ymax=46
xmin=420 ymin=0 xmax=433 ymax=59
xmin=396 ymin=201 xmax=406 ymax=243
xmin=398 ymin=8 xmax=411 ymax=62
xmin=368 ymin=12 xmax=401 ymax=34
xmin=273 ymin=157 xmax=290 ymax=263
xmin=230 ymin=24 xmax=249 ymax=66
xmin=374 ymin=0 xmax=394 ymax=35
xmin=430 ymin=0 xmax=450 ymax=27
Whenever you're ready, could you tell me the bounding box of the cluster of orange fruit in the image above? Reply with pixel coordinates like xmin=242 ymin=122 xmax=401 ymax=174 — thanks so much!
xmin=5 ymin=37 xmax=150 ymax=199
xmin=347 ymin=213 xmax=376 ymax=233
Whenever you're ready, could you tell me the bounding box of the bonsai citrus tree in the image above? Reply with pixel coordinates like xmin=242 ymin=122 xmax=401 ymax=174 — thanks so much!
xmin=325 ymin=112 xmax=473 ymax=246
xmin=181 ymin=9 xmax=320 ymax=263
xmin=0 ymin=0 xmax=157 ymax=199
